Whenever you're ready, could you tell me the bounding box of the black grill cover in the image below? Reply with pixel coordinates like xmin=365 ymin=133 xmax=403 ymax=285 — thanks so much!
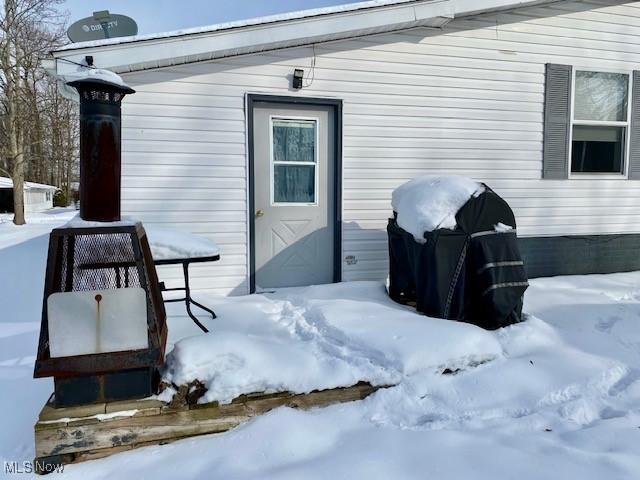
xmin=388 ymin=185 xmax=528 ymax=330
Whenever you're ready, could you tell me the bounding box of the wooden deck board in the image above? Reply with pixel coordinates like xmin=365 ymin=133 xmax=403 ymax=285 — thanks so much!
xmin=34 ymin=381 xmax=388 ymax=470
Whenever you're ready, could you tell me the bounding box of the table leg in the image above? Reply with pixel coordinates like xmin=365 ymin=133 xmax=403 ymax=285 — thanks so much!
xmin=190 ymin=299 xmax=217 ymax=319
xmin=182 ymin=262 xmax=210 ymax=333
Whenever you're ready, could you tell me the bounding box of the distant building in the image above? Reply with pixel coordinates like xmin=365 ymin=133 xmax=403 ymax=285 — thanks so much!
xmin=0 ymin=177 xmax=58 ymax=213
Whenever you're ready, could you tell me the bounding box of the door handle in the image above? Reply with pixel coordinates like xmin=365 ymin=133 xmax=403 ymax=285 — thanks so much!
xmin=256 ymin=209 xmax=264 ymax=217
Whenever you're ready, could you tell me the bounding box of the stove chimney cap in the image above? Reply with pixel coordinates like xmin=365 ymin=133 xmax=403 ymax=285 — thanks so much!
xmin=66 ymin=67 xmax=135 ymax=95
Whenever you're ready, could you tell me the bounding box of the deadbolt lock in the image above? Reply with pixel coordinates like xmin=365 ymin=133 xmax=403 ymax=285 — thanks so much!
xmin=256 ymin=209 xmax=265 ymax=217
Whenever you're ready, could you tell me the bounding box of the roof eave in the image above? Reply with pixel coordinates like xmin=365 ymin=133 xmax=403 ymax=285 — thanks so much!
xmin=49 ymin=0 xmax=554 ymax=77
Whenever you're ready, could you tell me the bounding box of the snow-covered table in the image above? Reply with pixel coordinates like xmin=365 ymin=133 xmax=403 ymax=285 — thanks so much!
xmin=146 ymin=228 xmax=220 ymax=333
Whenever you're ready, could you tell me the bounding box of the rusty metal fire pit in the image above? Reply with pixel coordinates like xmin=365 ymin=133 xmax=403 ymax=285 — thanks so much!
xmin=33 ymin=72 xmax=167 ymax=406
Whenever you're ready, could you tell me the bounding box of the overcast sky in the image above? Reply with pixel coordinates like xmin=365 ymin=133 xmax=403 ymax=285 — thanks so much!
xmin=60 ymin=0 xmax=352 ymax=36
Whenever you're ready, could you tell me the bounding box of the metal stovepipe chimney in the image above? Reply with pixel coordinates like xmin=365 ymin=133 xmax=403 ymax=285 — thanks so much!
xmin=67 ymin=73 xmax=135 ymax=222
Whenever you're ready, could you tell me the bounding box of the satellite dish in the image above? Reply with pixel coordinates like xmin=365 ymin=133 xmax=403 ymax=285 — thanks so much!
xmin=67 ymin=11 xmax=138 ymax=43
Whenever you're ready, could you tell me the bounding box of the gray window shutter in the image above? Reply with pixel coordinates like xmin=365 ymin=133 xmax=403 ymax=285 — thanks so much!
xmin=629 ymin=71 xmax=640 ymax=179
xmin=543 ymin=63 xmax=572 ymax=179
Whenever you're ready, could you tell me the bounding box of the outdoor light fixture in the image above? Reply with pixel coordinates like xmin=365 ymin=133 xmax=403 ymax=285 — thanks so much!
xmin=293 ymin=68 xmax=304 ymax=89
xmin=33 ymin=73 xmax=168 ymax=407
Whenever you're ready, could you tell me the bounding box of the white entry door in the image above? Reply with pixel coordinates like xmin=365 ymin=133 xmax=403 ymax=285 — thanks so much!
xmin=252 ymin=101 xmax=336 ymax=289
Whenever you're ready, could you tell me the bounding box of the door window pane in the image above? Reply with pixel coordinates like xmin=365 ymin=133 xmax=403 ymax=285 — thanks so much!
xmin=273 ymin=119 xmax=316 ymax=162
xmin=571 ymin=125 xmax=625 ymax=173
xmin=574 ymin=71 xmax=629 ymax=122
xmin=274 ymin=165 xmax=315 ymax=203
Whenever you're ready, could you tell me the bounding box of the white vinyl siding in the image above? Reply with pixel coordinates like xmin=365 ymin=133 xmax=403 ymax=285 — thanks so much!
xmin=22 ymin=189 xmax=55 ymax=213
xmin=119 ymin=0 xmax=640 ymax=294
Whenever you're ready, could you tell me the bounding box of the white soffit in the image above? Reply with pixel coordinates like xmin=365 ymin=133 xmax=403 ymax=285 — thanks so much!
xmin=50 ymin=0 xmax=555 ymax=75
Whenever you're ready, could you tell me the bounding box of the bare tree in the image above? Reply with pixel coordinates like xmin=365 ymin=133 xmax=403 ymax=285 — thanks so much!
xmin=36 ymin=73 xmax=77 ymax=195
xmin=0 ymin=0 xmax=65 ymax=224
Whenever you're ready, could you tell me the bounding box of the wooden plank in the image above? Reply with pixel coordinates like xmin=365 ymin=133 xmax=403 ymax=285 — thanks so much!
xmin=104 ymin=398 xmax=164 ymax=414
xmin=38 ymin=401 xmax=106 ymax=423
xmin=34 ymin=382 xmax=388 ymax=465
xmin=35 ymin=398 xmax=166 ymax=432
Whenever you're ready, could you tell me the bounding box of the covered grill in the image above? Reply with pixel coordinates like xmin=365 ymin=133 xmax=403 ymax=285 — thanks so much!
xmin=388 ymin=181 xmax=528 ymax=330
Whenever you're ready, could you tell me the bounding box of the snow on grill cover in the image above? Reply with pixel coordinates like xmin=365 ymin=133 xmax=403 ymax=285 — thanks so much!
xmin=388 ymin=176 xmax=528 ymax=330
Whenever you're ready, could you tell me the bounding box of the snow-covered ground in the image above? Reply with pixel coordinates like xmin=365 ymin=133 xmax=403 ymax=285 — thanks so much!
xmin=1 ymin=211 xmax=639 ymax=479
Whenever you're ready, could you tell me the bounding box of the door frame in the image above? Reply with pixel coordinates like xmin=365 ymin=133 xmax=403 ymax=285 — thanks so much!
xmin=247 ymin=94 xmax=343 ymax=293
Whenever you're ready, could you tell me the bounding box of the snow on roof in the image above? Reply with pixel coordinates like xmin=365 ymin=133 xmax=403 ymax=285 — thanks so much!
xmin=0 ymin=176 xmax=58 ymax=191
xmin=55 ymin=0 xmax=421 ymax=52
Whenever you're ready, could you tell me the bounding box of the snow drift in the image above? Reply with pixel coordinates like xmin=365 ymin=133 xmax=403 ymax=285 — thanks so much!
xmin=162 ymin=282 xmax=502 ymax=404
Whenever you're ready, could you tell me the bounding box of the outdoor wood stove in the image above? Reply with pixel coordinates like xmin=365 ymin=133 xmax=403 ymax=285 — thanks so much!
xmin=33 ymin=72 xmax=168 ymax=407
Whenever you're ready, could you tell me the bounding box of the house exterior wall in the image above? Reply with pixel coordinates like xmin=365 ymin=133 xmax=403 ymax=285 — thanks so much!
xmin=118 ymin=0 xmax=640 ymax=296
xmin=0 ymin=188 xmax=53 ymax=213
xmin=24 ymin=189 xmax=54 ymax=213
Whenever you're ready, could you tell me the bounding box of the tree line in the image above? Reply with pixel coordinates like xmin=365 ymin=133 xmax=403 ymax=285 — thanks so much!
xmin=1 ymin=0 xmax=77 ymax=225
